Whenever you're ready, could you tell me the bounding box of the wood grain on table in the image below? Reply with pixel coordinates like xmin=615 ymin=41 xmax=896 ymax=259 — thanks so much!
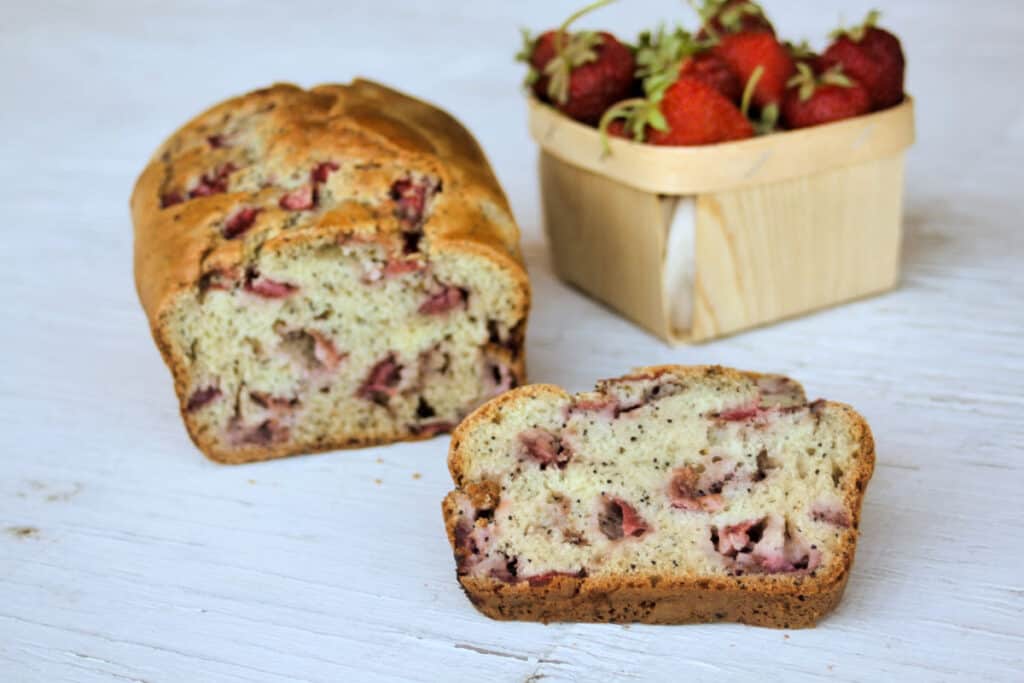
xmin=1 ymin=1 xmax=1021 ymax=681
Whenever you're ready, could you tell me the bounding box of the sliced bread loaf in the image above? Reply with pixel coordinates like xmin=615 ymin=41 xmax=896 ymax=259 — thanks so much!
xmin=131 ymin=81 xmax=529 ymax=463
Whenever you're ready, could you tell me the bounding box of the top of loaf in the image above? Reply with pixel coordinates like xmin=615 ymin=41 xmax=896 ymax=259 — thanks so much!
xmin=131 ymin=79 xmax=524 ymax=324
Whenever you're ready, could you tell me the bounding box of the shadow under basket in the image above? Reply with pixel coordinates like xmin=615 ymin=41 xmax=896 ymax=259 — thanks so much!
xmin=529 ymin=96 xmax=916 ymax=343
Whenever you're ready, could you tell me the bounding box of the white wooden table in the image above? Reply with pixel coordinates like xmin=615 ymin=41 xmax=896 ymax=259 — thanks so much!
xmin=2 ymin=1 xmax=1022 ymax=680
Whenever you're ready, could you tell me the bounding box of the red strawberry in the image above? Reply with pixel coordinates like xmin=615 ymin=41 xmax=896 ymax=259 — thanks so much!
xmin=207 ymin=134 xmax=230 ymax=149
xmin=189 ymin=163 xmax=237 ymax=199
xmin=634 ymin=27 xmax=740 ymax=102
xmin=278 ymin=185 xmax=314 ymax=211
xmin=694 ymin=0 xmax=774 ymax=40
xmin=600 ymin=72 xmax=754 ymax=148
xmin=714 ymin=31 xmax=794 ymax=110
xmin=244 ymin=269 xmax=298 ymax=299
xmin=603 ymin=76 xmax=752 ymax=147
xmin=782 ymin=63 xmax=872 ymax=129
xmin=419 ymin=284 xmax=467 ymax=315
xmin=311 ymin=161 xmax=339 ymax=183
xmin=222 ymin=207 xmax=262 ymax=239
xmin=186 ymin=386 xmax=221 ymax=412
xmin=524 ymin=29 xmax=635 ymax=125
xmin=680 ymin=52 xmax=743 ymax=102
xmin=160 ymin=191 xmax=184 ymax=208
xmin=650 ymin=77 xmax=753 ymax=145
xmin=820 ymin=10 xmax=905 ymax=110
xmin=518 ymin=1 xmax=635 ymax=125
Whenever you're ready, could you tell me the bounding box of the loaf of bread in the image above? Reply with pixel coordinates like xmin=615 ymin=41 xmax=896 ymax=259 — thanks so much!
xmin=131 ymin=81 xmax=529 ymax=463
xmin=442 ymin=365 xmax=875 ymax=628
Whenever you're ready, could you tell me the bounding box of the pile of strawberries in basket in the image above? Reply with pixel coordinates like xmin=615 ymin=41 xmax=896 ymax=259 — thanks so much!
xmin=518 ymin=0 xmax=906 ymax=147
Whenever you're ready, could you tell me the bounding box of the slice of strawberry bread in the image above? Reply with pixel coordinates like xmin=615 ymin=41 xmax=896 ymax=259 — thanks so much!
xmin=131 ymin=81 xmax=529 ymax=463
xmin=442 ymin=365 xmax=875 ymax=628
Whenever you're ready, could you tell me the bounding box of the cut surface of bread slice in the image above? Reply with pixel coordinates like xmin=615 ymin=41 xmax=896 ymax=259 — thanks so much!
xmin=442 ymin=365 xmax=875 ymax=627
xmin=131 ymin=81 xmax=528 ymax=463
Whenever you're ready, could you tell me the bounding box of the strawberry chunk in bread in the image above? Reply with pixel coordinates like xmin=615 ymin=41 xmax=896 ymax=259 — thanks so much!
xmin=442 ymin=366 xmax=874 ymax=628
xmin=132 ymin=81 xmax=529 ymax=463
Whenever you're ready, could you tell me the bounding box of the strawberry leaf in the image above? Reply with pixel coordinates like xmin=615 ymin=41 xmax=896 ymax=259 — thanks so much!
xmin=649 ymin=109 xmax=669 ymax=132
xmin=544 ymin=31 xmax=602 ymax=104
xmin=516 ymin=28 xmax=542 ymax=87
xmin=598 ymin=96 xmax=666 ymax=155
xmin=784 ymin=39 xmax=815 ymax=60
xmin=786 ymin=62 xmax=817 ymax=102
xmin=830 ymin=9 xmax=882 ymax=43
xmin=515 ymin=28 xmax=535 ymax=63
xmin=787 ymin=63 xmax=854 ymax=103
xmin=688 ymin=0 xmax=769 ymax=37
xmin=820 ymin=65 xmax=854 ymax=89
xmin=719 ymin=2 xmax=765 ymax=32
xmin=635 ymin=25 xmax=700 ymax=98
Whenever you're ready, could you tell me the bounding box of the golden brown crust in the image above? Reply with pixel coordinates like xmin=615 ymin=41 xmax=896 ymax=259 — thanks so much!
xmin=458 ymin=571 xmax=850 ymax=628
xmin=441 ymin=365 xmax=876 ymax=628
xmin=131 ymin=80 xmax=530 ymax=462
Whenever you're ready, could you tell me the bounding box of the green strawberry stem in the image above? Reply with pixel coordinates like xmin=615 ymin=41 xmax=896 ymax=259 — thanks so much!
xmin=740 ymin=66 xmax=778 ymax=135
xmin=558 ymin=0 xmax=618 ymax=39
xmin=740 ymin=65 xmax=764 ymax=118
xmin=598 ymin=96 xmax=667 ymax=156
xmin=757 ymin=103 xmax=779 ymax=135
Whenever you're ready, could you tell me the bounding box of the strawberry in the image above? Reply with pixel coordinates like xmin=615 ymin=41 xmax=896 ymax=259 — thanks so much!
xmin=781 ymin=63 xmax=871 ymax=129
xmin=244 ymin=269 xmax=298 ymax=299
xmin=691 ymin=0 xmax=775 ymax=40
xmin=222 ymin=207 xmax=262 ymax=239
xmin=604 ymin=119 xmax=631 ymax=140
xmin=713 ymin=31 xmax=794 ymax=111
xmin=820 ymin=10 xmax=905 ymax=110
xmin=650 ymin=77 xmax=753 ymax=145
xmin=518 ymin=1 xmax=635 ymax=125
xmin=635 ymin=26 xmax=740 ymax=102
xmin=680 ymin=53 xmax=743 ymax=102
xmin=601 ymin=76 xmax=753 ymax=147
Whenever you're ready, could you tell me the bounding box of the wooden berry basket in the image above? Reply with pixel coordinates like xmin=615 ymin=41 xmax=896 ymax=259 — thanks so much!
xmin=529 ymin=95 xmax=916 ymax=343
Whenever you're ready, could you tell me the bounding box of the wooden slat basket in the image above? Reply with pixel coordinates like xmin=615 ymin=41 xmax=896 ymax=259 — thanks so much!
xmin=529 ymin=96 xmax=916 ymax=343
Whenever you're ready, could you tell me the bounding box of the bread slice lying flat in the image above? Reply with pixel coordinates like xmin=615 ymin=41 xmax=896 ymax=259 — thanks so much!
xmin=442 ymin=365 xmax=875 ymax=628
